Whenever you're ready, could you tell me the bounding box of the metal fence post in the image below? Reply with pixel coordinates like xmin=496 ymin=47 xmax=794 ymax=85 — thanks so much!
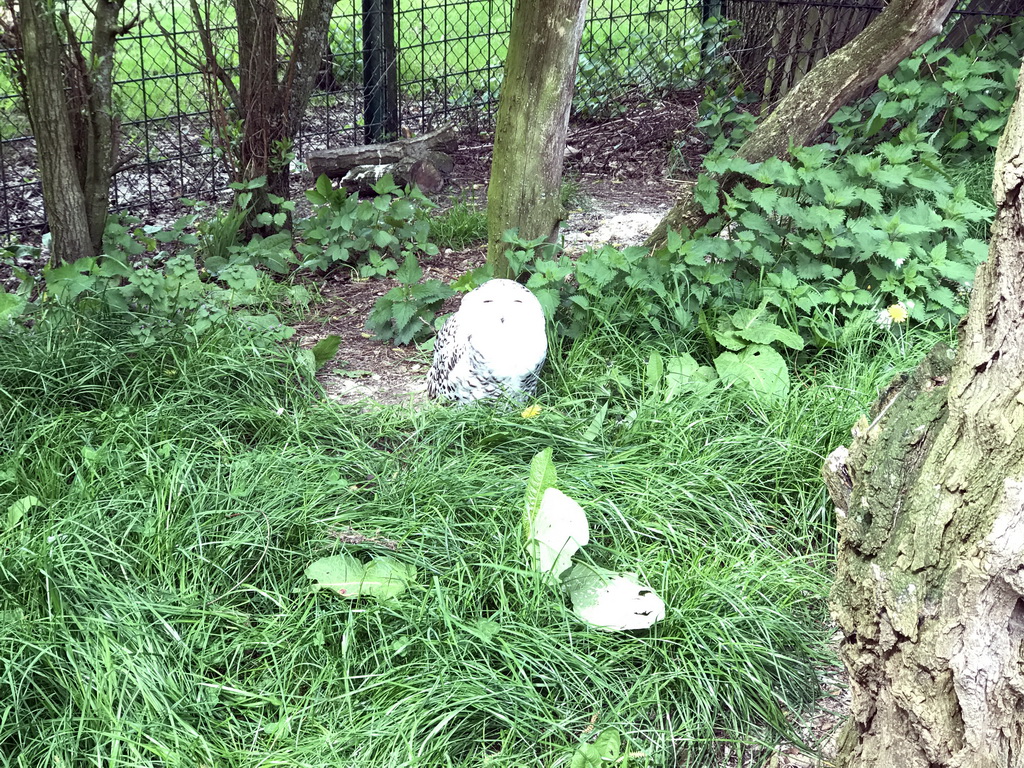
xmin=362 ymin=0 xmax=399 ymax=143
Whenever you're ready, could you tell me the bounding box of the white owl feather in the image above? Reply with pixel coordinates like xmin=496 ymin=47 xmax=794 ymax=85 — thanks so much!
xmin=426 ymin=278 xmax=547 ymax=403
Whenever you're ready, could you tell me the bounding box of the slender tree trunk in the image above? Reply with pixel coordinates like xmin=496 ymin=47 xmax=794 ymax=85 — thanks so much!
xmin=235 ymin=0 xmax=287 ymax=214
xmin=231 ymin=0 xmax=338 ymax=228
xmin=646 ymin=0 xmax=958 ymax=249
xmin=826 ymin=58 xmax=1024 ymax=768
xmin=486 ymin=0 xmax=588 ymax=278
xmin=20 ymin=0 xmax=92 ymax=264
xmin=81 ymin=0 xmax=128 ymax=252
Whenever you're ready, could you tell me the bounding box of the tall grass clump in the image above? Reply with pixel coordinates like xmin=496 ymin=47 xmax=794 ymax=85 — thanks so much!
xmin=0 ymin=307 xmax=941 ymax=766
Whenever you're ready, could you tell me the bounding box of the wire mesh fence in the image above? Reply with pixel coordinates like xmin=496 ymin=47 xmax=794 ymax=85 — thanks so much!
xmin=722 ymin=0 xmax=1024 ymax=104
xmin=0 ymin=0 xmax=1022 ymax=239
xmin=0 ymin=0 xmax=711 ymax=238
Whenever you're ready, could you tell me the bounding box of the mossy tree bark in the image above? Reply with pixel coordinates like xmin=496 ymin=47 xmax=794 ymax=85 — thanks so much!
xmin=486 ymin=0 xmax=587 ymax=278
xmin=826 ymin=58 xmax=1024 ymax=768
xmin=645 ymin=0 xmax=958 ymax=249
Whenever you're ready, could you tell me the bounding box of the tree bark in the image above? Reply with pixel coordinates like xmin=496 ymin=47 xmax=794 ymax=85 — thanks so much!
xmin=19 ymin=0 xmax=92 ymax=264
xmin=81 ymin=0 xmax=129 ymax=252
xmin=646 ymin=0 xmax=958 ymax=249
xmin=827 ymin=58 xmax=1024 ymax=768
xmin=235 ymin=0 xmax=286 ymax=211
xmin=231 ymin=0 xmax=338 ymax=228
xmin=486 ymin=0 xmax=587 ymax=278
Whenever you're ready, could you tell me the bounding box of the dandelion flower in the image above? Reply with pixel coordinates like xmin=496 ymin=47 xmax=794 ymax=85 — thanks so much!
xmin=887 ymin=303 xmax=909 ymax=323
xmin=877 ymin=303 xmax=908 ymax=327
xmin=521 ymin=404 xmax=543 ymax=419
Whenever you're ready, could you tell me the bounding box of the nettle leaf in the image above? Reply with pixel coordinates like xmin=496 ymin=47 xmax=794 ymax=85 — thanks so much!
xmin=715 ymin=344 xmax=790 ymax=403
xmin=694 ymin=174 xmax=720 ymax=214
xmin=931 ymin=285 xmax=957 ymax=310
xmin=565 ymin=563 xmax=665 ymax=631
xmin=527 ymin=487 xmax=590 ymax=579
xmin=305 ymin=553 xmax=415 ymax=600
xmin=395 ymin=254 xmax=423 ymax=285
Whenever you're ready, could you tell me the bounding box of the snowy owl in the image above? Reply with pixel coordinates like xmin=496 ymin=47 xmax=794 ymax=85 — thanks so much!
xmin=426 ymin=278 xmax=547 ymax=403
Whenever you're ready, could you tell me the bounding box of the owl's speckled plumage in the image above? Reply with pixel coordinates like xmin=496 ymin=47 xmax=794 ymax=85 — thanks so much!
xmin=426 ymin=279 xmax=547 ymax=403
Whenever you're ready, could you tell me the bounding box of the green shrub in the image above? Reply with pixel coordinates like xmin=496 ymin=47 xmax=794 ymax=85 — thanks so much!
xmin=295 ymin=174 xmax=438 ymax=278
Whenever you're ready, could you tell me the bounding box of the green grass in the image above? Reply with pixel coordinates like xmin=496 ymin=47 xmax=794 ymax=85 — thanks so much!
xmin=428 ymin=196 xmax=488 ymax=250
xmin=0 ymin=306 xmax=942 ymax=766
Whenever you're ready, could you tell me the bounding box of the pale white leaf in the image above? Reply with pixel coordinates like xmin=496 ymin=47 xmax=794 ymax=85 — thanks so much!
xmin=527 ymin=487 xmax=589 ymax=578
xmin=565 ymin=563 xmax=666 ymax=631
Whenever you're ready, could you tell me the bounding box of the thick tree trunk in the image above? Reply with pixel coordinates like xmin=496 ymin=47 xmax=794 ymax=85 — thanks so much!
xmin=827 ymin=59 xmax=1024 ymax=768
xmin=486 ymin=0 xmax=587 ymax=278
xmin=646 ymin=0 xmax=958 ymax=249
xmin=20 ymin=0 xmax=92 ymax=264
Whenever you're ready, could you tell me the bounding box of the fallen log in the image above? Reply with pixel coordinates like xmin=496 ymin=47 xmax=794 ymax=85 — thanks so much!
xmin=306 ymin=123 xmax=457 ymax=193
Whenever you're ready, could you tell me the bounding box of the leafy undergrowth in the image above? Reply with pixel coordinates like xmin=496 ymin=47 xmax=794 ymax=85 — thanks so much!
xmin=0 ymin=313 xmax=942 ymax=766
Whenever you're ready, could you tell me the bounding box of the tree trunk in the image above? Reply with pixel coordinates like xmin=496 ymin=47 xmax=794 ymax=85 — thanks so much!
xmin=826 ymin=58 xmax=1024 ymax=768
xmin=646 ymin=0 xmax=958 ymax=249
xmin=19 ymin=0 xmax=92 ymax=264
xmin=232 ymin=0 xmax=338 ymax=228
xmin=235 ymin=0 xmax=287 ymax=215
xmin=486 ymin=0 xmax=587 ymax=278
xmin=80 ymin=0 xmax=129 ymax=253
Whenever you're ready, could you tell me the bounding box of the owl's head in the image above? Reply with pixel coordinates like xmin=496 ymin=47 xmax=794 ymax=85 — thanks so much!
xmin=459 ymin=279 xmax=545 ymax=331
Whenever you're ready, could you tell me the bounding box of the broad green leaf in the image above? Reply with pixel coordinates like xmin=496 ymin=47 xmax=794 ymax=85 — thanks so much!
xmin=0 ymin=289 xmax=27 ymax=322
xmin=570 ymin=744 xmax=602 ymax=768
xmin=736 ymin=320 xmax=805 ymax=351
xmin=592 ymin=728 xmax=622 ymax=760
xmin=714 ymin=344 xmax=790 ymax=403
xmin=311 ymin=335 xmax=341 ymax=370
xmin=527 ymin=488 xmax=589 ymax=579
xmin=316 ymin=174 xmax=334 ymax=197
xmin=645 ymin=351 xmax=664 ymax=396
xmin=525 ymin=449 xmax=557 ymax=529
xmin=663 ymin=354 xmax=717 ymax=402
xmin=6 ymin=496 xmax=41 ymax=527
xmin=305 ymin=554 xmax=415 ymax=600
xmin=564 ymin=563 xmax=665 ymax=631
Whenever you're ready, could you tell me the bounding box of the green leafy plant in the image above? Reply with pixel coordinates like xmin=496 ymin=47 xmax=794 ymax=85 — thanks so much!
xmin=296 ymin=174 xmax=438 ymax=277
xmin=365 ymin=254 xmax=455 ymax=344
xmin=305 ymin=553 xmax=415 ymax=601
xmin=830 ymin=18 xmax=1024 ymax=159
xmin=524 ymin=448 xmax=666 ymax=632
xmin=3 ymin=211 xmax=300 ymax=346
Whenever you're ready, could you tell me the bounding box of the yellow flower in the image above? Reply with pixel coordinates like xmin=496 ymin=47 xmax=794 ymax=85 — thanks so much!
xmin=886 ymin=303 xmax=909 ymax=323
xmin=521 ymin=404 xmax=543 ymax=419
